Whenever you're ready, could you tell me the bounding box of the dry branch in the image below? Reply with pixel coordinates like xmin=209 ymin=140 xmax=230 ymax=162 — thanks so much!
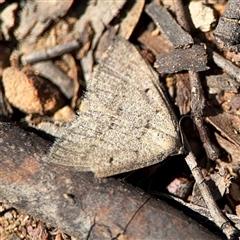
xmin=0 ymin=122 xmax=219 ymax=239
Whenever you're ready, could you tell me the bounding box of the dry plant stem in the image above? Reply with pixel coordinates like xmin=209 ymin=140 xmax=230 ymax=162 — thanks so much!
xmin=172 ymin=0 xmax=220 ymax=160
xmin=0 ymin=122 xmax=219 ymax=240
xmin=185 ymin=151 xmax=238 ymax=239
xmin=212 ymin=51 xmax=240 ymax=82
xmin=21 ymin=39 xmax=80 ymax=65
xmin=145 ymin=2 xmax=193 ymax=47
xmin=172 ymin=0 xmax=190 ymax=32
xmin=173 ymin=1 xmax=238 ymax=237
xmin=189 ymin=70 xmax=219 ymax=160
xmin=172 ymin=0 xmax=219 ymax=159
xmin=33 ymin=61 xmax=74 ymax=99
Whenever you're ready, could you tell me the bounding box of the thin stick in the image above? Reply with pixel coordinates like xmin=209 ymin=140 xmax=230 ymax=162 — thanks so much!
xmin=172 ymin=1 xmax=219 ymax=160
xmin=146 ymin=1 xmax=220 ymax=160
xmin=173 ymin=1 xmax=238 ymax=238
xmin=212 ymin=51 xmax=240 ymax=83
xmin=182 ymin=130 xmax=238 ymax=239
xmin=188 ymin=70 xmax=219 ymax=160
xmin=172 ymin=0 xmax=190 ymax=32
xmin=21 ymin=39 xmax=80 ymax=65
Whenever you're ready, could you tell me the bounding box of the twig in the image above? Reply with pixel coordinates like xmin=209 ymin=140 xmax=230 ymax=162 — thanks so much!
xmin=184 ymin=138 xmax=238 ymax=239
xmin=212 ymin=51 xmax=240 ymax=83
xmin=21 ymin=39 xmax=80 ymax=65
xmin=146 ymin=1 xmax=238 ymax=238
xmin=172 ymin=0 xmax=190 ymax=32
xmin=188 ymin=70 xmax=219 ymax=159
xmin=174 ymin=1 xmax=238 ymax=238
xmin=0 ymin=122 xmax=218 ymax=239
xmin=145 ymin=2 xmax=193 ymax=48
xmin=146 ymin=1 xmax=219 ymax=160
xmin=172 ymin=2 xmax=219 ymax=160
xmin=33 ymin=60 xmax=74 ymax=99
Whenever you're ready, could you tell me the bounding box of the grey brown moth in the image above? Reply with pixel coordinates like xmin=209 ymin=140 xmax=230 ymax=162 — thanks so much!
xmin=49 ymin=37 xmax=182 ymax=177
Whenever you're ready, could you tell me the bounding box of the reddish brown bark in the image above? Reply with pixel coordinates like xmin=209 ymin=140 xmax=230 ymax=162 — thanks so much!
xmin=0 ymin=122 xmax=219 ymax=239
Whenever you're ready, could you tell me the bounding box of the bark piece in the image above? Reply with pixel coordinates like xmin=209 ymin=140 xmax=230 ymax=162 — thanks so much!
xmin=145 ymin=2 xmax=193 ymax=48
xmin=95 ymin=26 xmax=119 ymax=61
xmin=136 ymin=28 xmax=172 ymax=55
xmin=0 ymin=81 xmax=13 ymax=120
xmin=175 ymin=73 xmax=191 ymax=115
xmin=61 ymin=54 xmax=80 ymax=108
xmin=73 ymin=0 xmax=126 ymax=81
xmin=205 ymin=74 xmax=239 ymax=94
xmin=2 ymin=67 xmax=65 ymax=115
xmin=155 ymin=44 xmax=209 ymax=73
xmin=14 ymin=0 xmax=73 ymax=41
xmin=0 ymin=122 xmax=220 ymax=239
xmin=206 ymin=109 xmax=240 ymax=149
xmin=118 ymin=0 xmax=145 ymax=39
xmin=212 ymin=51 xmax=240 ymax=83
xmin=214 ymin=0 xmax=240 ymax=52
xmin=0 ymin=2 xmax=18 ymax=40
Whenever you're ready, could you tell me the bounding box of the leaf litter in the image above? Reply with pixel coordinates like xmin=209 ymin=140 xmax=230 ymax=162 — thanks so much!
xmin=1 ymin=0 xmax=240 ymax=239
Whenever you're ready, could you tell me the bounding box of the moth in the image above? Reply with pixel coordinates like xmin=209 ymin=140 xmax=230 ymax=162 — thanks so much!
xmin=49 ymin=37 xmax=182 ymax=177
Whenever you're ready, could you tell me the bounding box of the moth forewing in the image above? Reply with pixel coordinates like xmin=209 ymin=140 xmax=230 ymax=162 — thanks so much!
xmin=49 ymin=37 xmax=182 ymax=177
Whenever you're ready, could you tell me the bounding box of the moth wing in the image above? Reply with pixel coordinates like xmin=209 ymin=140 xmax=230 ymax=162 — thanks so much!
xmin=50 ymin=37 xmax=182 ymax=177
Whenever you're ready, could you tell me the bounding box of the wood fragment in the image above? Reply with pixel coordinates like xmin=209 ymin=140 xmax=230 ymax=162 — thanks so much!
xmin=175 ymin=73 xmax=191 ymax=115
xmin=145 ymin=2 xmax=193 ymax=48
xmin=146 ymin=0 xmax=219 ymax=160
xmin=136 ymin=28 xmax=172 ymax=55
xmin=206 ymin=109 xmax=240 ymax=149
xmin=0 ymin=81 xmax=13 ymax=120
xmin=212 ymin=51 xmax=240 ymax=83
xmin=205 ymin=74 xmax=239 ymax=94
xmin=189 ymin=70 xmax=220 ymax=160
xmin=172 ymin=0 xmax=190 ymax=32
xmin=61 ymin=54 xmax=80 ymax=108
xmin=0 ymin=122 xmax=219 ymax=240
xmin=0 ymin=2 xmax=18 ymax=40
xmin=33 ymin=60 xmax=74 ymax=99
xmin=21 ymin=40 xmax=80 ymax=65
xmin=214 ymin=0 xmax=240 ymax=52
xmin=155 ymin=44 xmax=209 ymax=73
xmin=189 ymin=1 xmax=216 ymax=32
xmin=183 ymin=132 xmax=238 ymax=239
xmin=118 ymin=0 xmax=145 ymax=39
xmin=73 ymin=0 xmax=127 ymax=81
xmin=95 ymin=26 xmax=119 ymax=61
xmin=14 ymin=0 xmax=73 ymax=40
